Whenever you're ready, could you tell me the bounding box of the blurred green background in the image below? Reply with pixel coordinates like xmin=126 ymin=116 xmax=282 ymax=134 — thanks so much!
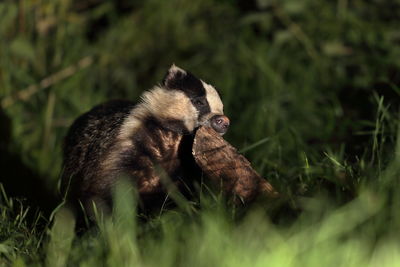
xmin=1 ymin=0 xmax=400 ymax=265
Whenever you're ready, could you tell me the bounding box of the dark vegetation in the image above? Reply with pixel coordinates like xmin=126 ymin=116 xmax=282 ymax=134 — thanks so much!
xmin=1 ymin=0 xmax=400 ymax=265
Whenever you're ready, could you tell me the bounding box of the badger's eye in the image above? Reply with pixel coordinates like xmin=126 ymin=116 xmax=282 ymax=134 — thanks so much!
xmin=194 ymin=99 xmax=205 ymax=106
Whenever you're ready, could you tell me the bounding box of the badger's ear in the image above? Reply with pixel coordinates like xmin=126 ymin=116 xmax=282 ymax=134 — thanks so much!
xmin=162 ymin=64 xmax=187 ymax=89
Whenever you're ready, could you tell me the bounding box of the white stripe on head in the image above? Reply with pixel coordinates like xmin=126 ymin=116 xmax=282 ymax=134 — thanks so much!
xmin=140 ymin=86 xmax=199 ymax=131
xmin=201 ymin=81 xmax=223 ymax=115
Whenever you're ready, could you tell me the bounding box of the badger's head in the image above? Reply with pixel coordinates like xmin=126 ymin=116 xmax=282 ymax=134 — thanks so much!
xmin=140 ymin=65 xmax=229 ymax=135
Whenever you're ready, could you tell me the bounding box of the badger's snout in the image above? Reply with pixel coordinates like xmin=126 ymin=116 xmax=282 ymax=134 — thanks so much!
xmin=210 ymin=115 xmax=230 ymax=135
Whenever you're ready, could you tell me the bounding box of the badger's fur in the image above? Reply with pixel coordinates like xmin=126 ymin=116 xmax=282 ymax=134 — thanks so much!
xmin=61 ymin=65 xmax=227 ymax=220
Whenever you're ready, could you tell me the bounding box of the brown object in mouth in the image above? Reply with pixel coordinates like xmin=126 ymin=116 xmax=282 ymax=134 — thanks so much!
xmin=192 ymin=126 xmax=279 ymax=203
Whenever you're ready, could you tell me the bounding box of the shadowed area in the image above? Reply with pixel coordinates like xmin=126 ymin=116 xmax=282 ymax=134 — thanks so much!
xmin=0 ymin=107 xmax=59 ymax=221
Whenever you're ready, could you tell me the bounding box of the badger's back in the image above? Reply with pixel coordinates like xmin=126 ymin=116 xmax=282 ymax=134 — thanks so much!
xmin=61 ymin=100 xmax=135 ymax=200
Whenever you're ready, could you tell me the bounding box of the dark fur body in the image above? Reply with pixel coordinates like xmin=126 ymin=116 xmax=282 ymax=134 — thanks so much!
xmin=62 ymin=100 xmax=201 ymax=214
xmin=61 ymin=66 xmax=224 ymax=221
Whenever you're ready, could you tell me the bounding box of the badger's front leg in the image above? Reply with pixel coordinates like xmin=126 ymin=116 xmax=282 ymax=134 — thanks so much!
xmin=134 ymin=167 xmax=163 ymax=194
xmin=130 ymin=164 xmax=186 ymax=211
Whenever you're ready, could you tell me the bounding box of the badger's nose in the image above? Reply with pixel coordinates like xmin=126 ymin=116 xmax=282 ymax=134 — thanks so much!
xmin=210 ymin=115 xmax=230 ymax=135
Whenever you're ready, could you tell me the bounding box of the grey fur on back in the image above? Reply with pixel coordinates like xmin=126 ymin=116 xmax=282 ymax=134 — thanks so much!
xmin=61 ymin=100 xmax=135 ymax=205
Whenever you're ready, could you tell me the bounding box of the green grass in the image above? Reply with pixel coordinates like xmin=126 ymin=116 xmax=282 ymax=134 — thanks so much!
xmin=1 ymin=0 xmax=400 ymax=266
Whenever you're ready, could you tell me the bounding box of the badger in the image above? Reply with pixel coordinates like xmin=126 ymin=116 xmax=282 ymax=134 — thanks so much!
xmin=60 ymin=65 xmax=230 ymax=221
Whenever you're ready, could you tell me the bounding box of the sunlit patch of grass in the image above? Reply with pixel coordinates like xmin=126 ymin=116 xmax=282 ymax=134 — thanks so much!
xmin=22 ymin=171 xmax=398 ymax=267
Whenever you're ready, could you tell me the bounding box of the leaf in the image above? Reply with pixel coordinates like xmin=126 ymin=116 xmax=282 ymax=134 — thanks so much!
xmin=274 ymin=30 xmax=293 ymax=44
xmin=322 ymin=41 xmax=352 ymax=56
xmin=283 ymin=1 xmax=306 ymax=15
xmin=0 ymin=3 xmax=18 ymax=34
xmin=10 ymin=38 xmax=35 ymax=61
xmin=0 ymin=243 xmax=11 ymax=254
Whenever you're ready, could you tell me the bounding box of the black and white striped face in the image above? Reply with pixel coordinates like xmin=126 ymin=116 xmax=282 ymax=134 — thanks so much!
xmin=158 ymin=65 xmax=228 ymax=134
